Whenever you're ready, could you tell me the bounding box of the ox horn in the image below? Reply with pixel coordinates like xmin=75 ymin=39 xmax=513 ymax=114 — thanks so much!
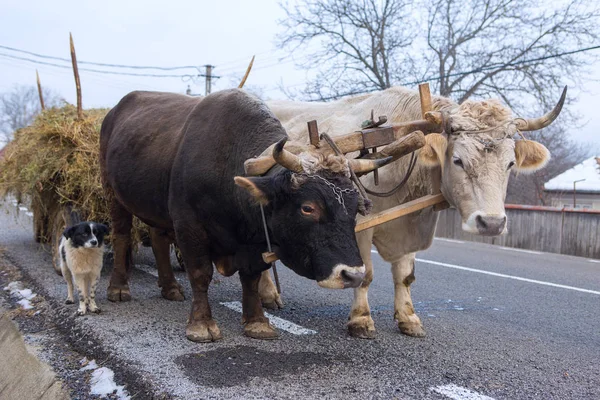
xmin=273 ymin=138 xmax=304 ymax=173
xmin=515 ymin=86 xmax=567 ymax=131
xmin=348 ymin=156 xmax=393 ymax=174
xmin=238 ymin=55 xmax=255 ymax=89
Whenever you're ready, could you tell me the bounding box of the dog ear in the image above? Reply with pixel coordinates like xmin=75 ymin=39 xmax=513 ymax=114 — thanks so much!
xmin=97 ymin=224 xmax=109 ymax=235
xmin=62 ymin=226 xmax=76 ymax=239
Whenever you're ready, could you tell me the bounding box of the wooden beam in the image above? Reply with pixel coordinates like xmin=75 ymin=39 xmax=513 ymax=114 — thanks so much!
xmin=358 ymin=130 xmax=425 ymax=162
xmin=327 ymin=119 xmax=441 ymax=155
xmin=307 ymin=120 xmax=320 ymax=147
xmin=418 ymin=83 xmax=432 ymax=119
xmin=69 ymin=32 xmax=83 ymax=119
xmin=355 ymin=193 xmax=446 ymax=232
xmin=35 ymin=70 xmax=45 ymax=111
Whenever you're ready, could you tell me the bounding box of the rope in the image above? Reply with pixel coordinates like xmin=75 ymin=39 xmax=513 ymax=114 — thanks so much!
xmin=259 ymin=203 xmax=280 ymax=294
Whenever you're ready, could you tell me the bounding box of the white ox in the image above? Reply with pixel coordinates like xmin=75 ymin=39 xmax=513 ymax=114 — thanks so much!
xmin=259 ymin=85 xmax=563 ymax=338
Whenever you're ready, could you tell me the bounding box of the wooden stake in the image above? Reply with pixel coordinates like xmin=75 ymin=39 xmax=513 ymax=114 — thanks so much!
xmin=69 ymin=32 xmax=83 ymax=119
xmin=35 ymin=70 xmax=45 ymax=111
xmin=418 ymin=83 xmax=432 ymax=119
xmin=238 ymin=55 xmax=255 ymax=88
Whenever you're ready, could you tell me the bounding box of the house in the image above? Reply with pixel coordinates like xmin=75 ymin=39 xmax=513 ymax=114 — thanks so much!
xmin=544 ymin=156 xmax=600 ymax=209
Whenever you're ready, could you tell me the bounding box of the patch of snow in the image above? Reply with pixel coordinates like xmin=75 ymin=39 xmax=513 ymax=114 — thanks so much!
xmin=4 ymin=281 xmax=36 ymax=309
xmin=80 ymin=359 xmax=99 ymax=371
xmin=545 ymin=156 xmax=600 ymax=192
xmin=90 ymin=367 xmax=131 ymax=400
xmin=17 ymin=288 xmax=35 ymax=300
xmin=17 ymin=299 xmax=33 ymax=310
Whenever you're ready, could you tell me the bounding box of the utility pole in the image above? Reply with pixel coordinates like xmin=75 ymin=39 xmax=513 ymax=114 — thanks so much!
xmin=205 ymin=65 xmax=214 ymax=95
xmin=573 ymin=179 xmax=586 ymax=208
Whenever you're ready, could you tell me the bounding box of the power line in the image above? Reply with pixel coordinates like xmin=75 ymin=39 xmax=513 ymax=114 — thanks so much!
xmin=0 ymin=44 xmax=199 ymax=71
xmin=0 ymin=53 xmax=188 ymax=78
xmin=312 ymin=44 xmax=600 ymax=101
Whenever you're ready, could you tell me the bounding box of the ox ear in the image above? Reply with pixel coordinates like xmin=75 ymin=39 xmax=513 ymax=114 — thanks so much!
xmin=234 ymin=176 xmax=272 ymax=205
xmin=514 ymin=140 xmax=550 ymax=173
xmin=418 ymin=133 xmax=447 ymax=167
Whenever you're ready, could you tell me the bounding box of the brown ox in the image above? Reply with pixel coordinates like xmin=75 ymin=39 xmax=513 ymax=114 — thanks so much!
xmin=264 ymin=85 xmax=563 ymax=338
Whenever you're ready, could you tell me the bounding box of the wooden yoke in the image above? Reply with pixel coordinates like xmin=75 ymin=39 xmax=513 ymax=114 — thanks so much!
xmin=259 ymin=83 xmax=450 ymax=265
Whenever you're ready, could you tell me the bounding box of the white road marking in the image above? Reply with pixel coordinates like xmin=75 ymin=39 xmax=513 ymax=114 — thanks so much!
xmin=589 ymin=259 xmax=600 ymax=264
xmin=431 ymin=384 xmax=495 ymax=400
xmin=220 ymin=301 xmax=317 ymax=335
xmin=499 ymin=247 xmax=542 ymax=255
xmin=371 ymin=249 xmax=378 ymax=254
xmin=435 ymin=238 xmax=465 ymax=244
xmin=417 ymin=258 xmax=600 ymax=296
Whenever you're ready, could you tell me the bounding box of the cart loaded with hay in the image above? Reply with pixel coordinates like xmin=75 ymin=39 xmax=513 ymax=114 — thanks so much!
xmin=0 ymin=104 xmax=159 ymax=273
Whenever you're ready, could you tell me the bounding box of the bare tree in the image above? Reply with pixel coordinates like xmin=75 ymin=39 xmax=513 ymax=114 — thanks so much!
xmin=423 ymin=0 xmax=599 ymax=111
xmin=0 ymin=85 xmax=62 ymax=144
xmin=280 ymin=0 xmax=599 ymax=104
xmin=278 ymin=0 xmax=414 ymax=100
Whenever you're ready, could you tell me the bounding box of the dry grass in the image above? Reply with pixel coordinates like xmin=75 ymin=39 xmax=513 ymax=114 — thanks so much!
xmin=0 ymin=104 xmax=146 ymax=245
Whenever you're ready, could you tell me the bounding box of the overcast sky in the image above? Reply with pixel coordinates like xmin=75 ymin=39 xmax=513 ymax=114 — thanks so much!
xmin=1 ymin=0 xmax=598 ymax=150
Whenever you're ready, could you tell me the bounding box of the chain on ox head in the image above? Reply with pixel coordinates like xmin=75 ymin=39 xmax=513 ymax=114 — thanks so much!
xmin=441 ymin=111 xmax=522 ymax=151
xmin=292 ymin=172 xmax=358 ymax=215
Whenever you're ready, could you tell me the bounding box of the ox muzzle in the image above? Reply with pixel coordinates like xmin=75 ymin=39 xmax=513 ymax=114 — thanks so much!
xmin=317 ymin=264 xmax=366 ymax=289
xmin=462 ymin=211 xmax=507 ymax=236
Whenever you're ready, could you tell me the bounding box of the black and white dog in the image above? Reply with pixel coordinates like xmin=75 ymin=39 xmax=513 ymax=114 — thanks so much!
xmin=59 ymin=222 xmax=109 ymax=315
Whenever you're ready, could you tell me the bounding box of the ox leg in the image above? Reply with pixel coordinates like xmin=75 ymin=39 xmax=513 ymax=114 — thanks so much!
xmin=107 ymin=200 xmax=133 ymax=302
xmin=149 ymin=227 xmax=184 ymax=301
xmin=175 ymin=224 xmax=222 ymax=343
xmin=347 ymin=229 xmax=376 ymax=339
xmin=391 ymin=253 xmax=425 ymax=337
xmin=258 ymin=270 xmax=283 ymax=310
xmin=240 ymin=270 xmax=278 ymax=339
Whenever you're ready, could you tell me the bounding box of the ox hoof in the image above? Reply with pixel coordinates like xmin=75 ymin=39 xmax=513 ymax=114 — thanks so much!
xmin=261 ymin=296 xmax=284 ymax=310
xmin=397 ymin=321 xmax=426 ymax=338
xmin=107 ymin=286 xmax=131 ymax=302
xmin=186 ymin=320 xmax=222 ymax=343
xmin=347 ymin=318 xmax=376 ymax=339
xmin=161 ymin=284 xmax=185 ymax=302
xmin=244 ymin=321 xmax=279 ymax=340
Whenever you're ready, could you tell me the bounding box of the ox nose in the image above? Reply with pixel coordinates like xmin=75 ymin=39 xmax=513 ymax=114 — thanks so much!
xmin=341 ymin=268 xmax=366 ymax=288
xmin=475 ymin=215 xmax=507 ymax=236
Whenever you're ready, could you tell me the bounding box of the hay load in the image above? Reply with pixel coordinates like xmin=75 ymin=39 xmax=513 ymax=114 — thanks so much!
xmin=0 ymin=104 xmax=148 ymax=272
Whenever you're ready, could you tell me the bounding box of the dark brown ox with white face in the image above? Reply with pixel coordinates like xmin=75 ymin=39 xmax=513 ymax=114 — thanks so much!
xmin=99 ymin=89 xmax=390 ymax=342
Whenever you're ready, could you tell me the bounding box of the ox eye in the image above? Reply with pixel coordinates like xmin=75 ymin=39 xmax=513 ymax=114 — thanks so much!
xmin=453 ymin=157 xmax=464 ymax=168
xmin=507 ymin=161 xmax=515 ymax=170
xmin=301 ymin=205 xmax=315 ymax=215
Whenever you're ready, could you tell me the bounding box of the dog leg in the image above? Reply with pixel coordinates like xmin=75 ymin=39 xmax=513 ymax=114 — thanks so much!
xmin=61 ymin=264 xmax=75 ymax=305
xmin=74 ymin=273 xmax=88 ymax=316
xmin=88 ymin=270 xmax=101 ymax=314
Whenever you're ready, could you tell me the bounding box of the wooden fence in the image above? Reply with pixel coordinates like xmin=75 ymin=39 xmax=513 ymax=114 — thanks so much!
xmin=435 ymin=204 xmax=600 ymax=259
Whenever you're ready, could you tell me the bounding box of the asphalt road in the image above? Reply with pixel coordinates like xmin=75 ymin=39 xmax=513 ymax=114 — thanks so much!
xmin=1 ymin=200 xmax=599 ymax=400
